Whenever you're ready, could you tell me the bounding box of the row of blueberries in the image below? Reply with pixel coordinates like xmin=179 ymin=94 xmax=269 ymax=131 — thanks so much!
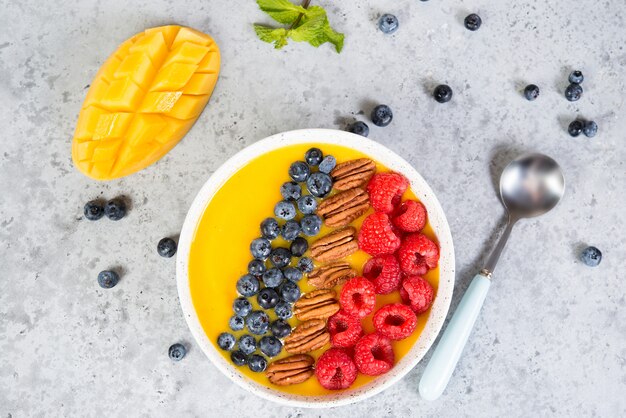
xmin=217 ymin=148 xmax=334 ymax=372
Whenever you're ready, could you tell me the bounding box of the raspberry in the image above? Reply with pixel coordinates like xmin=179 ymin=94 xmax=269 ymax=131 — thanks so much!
xmin=392 ymin=200 xmax=427 ymax=232
xmin=397 ymin=233 xmax=439 ymax=275
xmin=353 ymin=333 xmax=395 ymax=376
xmin=367 ymin=172 xmax=409 ymax=213
xmin=340 ymin=277 xmax=376 ymax=318
xmin=400 ymin=275 xmax=434 ymax=314
xmin=362 ymin=255 xmax=401 ymax=294
xmin=315 ymin=348 xmax=358 ymax=390
xmin=373 ymin=303 xmax=417 ymax=340
xmin=358 ymin=213 xmax=401 ymax=256
xmin=328 ymin=310 xmax=363 ymax=348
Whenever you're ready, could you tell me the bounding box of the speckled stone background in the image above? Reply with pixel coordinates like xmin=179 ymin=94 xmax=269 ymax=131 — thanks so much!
xmin=1 ymin=0 xmax=625 ymax=416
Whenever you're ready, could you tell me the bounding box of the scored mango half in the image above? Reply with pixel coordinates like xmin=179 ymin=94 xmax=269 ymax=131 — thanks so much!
xmin=72 ymin=25 xmax=220 ymax=180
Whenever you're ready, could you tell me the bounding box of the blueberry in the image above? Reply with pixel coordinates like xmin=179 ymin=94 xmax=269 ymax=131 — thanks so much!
xmin=270 ymin=320 xmax=292 ymax=338
xmin=297 ymin=195 xmax=317 ymax=214
xmin=229 ymin=315 xmax=245 ymax=331
xmin=297 ymin=257 xmax=314 ymax=273
xmin=565 ymin=83 xmax=583 ymax=101
xmin=283 ymin=266 xmax=303 ymax=282
xmin=262 ymin=268 xmax=284 ymax=288
xmin=250 ymin=237 xmax=271 ymax=259
xmin=280 ymin=181 xmax=302 ymax=201
xmin=581 ymin=246 xmax=602 ymax=267
xmin=371 ymin=104 xmax=393 ymax=127
xmin=231 ymin=350 xmax=247 ymax=366
xmin=289 ymin=161 xmax=310 ymax=182
xmin=348 ymin=121 xmax=369 ymax=137
xmin=274 ymin=301 xmax=293 ymax=320
xmin=237 ymin=274 xmax=260 ymax=297
xmin=281 ymin=220 xmax=301 ymax=241
xmin=157 ymin=237 xmax=177 ymax=258
xmin=238 ymin=334 xmax=257 ymax=355
xmin=275 ymin=200 xmax=297 ymax=220
xmin=257 ymin=288 xmax=280 ymax=309
xmin=318 ymin=156 xmax=336 ymax=174
xmin=260 ymin=218 xmax=280 ymax=240
xmin=97 ymin=270 xmax=119 ymax=289
xmin=464 ymin=13 xmax=482 ymax=31
xmin=378 ymin=14 xmax=399 ymax=34
xmin=290 ymin=237 xmax=308 ymax=257
xmin=569 ymin=70 xmax=584 ymax=84
xmin=583 ymin=121 xmax=598 ymax=138
xmin=269 ymin=247 xmax=292 ymax=268
xmin=233 ymin=297 xmax=252 ymax=317
xmin=280 ymin=281 xmax=301 ymax=303
xmin=217 ymin=332 xmax=236 ymax=351
xmin=247 ymin=311 xmax=270 ymax=335
xmin=248 ymin=354 xmax=267 ymax=372
xmin=248 ymin=259 xmax=266 ymax=276
xmin=306 ymin=172 xmax=333 ymax=198
xmin=259 ymin=336 xmax=283 ymax=357
xmin=523 ymin=84 xmax=540 ymax=101
xmin=433 ymin=85 xmax=453 ymax=103
xmin=300 ymin=214 xmax=322 ymax=236
xmin=168 ymin=343 xmax=186 ymax=361
xmin=84 ymin=200 xmax=104 ymax=221
xmin=104 ymin=198 xmax=126 ymax=221
xmin=305 ymin=148 xmax=323 ymax=166
xmin=568 ymin=120 xmax=584 ymax=137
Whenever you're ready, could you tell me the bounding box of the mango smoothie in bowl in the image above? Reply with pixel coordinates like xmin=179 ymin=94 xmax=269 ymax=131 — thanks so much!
xmin=176 ymin=129 xmax=454 ymax=407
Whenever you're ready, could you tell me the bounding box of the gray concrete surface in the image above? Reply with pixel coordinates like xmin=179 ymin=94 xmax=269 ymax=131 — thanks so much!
xmin=1 ymin=0 xmax=625 ymax=416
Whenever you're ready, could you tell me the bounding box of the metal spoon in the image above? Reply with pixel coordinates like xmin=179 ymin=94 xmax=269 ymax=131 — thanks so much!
xmin=419 ymin=153 xmax=565 ymax=401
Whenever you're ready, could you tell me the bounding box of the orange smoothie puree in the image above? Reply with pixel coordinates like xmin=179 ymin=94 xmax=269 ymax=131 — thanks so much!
xmin=188 ymin=143 xmax=439 ymax=395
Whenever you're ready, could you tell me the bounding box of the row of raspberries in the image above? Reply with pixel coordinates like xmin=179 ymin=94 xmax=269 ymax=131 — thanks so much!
xmin=314 ymin=171 xmax=439 ymax=390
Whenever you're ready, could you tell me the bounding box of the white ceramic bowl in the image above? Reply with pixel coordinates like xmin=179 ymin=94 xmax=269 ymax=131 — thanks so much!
xmin=176 ymin=129 xmax=455 ymax=408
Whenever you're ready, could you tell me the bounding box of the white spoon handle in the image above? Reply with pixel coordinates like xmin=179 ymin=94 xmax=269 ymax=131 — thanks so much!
xmin=419 ymin=274 xmax=491 ymax=401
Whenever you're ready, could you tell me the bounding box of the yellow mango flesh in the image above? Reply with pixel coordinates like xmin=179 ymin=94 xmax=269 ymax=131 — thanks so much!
xmin=72 ymin=26 xmax=220 ymax=180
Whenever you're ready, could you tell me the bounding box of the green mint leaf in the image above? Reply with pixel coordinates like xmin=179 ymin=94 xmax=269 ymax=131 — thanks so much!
xmin=288 ymin=6 xmax=344 ymax=53
xmin=254 ymin=25 xmax=290 ymax=49
xmin=256 ymin=0 xmax=306 ymax=25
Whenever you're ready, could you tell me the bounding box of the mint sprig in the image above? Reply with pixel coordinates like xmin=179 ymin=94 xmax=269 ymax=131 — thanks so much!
xmin=254 ymin=0 xmax=344 ymax=53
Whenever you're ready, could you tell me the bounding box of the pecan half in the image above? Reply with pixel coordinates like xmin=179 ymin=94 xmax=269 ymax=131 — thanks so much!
xmin=317 ymin=188 xmax=370 ymax=227
xmin=331 ymin=158 xmax=376 ymax=191
xmin=293 ymin=289 xmax=340 ymax=321
xmin=283 ymin=319 xmax=330 ymax=354
xmin=266 ymin=354 xmax=315 ymax=386
xmin=308 ymin=262 xmax=357 ymax=289
xmin=310 ymin=227 xmax=358 ymax=262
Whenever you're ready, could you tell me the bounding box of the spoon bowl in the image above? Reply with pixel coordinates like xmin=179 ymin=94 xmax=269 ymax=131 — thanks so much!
xmin=500 ymin=153 xmax=565 ymax=219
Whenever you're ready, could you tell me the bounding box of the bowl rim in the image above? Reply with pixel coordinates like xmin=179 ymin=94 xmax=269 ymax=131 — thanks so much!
xmin=176 ymin=128 xmax=455 ymax=408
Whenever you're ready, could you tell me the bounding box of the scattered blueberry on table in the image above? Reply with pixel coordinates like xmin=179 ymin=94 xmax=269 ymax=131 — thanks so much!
xmin=565 ymin=83 xmax=583 ymax=101
xmin=104 ymin=198 xmax=126 ymax=221
xmin=259 ymin=336 xmax=283 ymax=357
xmin=378 ymin=14 xmax=399 ymax=34
xmin=464 ymin=13 xmax=482 ymax=31
xmin=433 ymin=84 xmax=453 ymax=103
xmin=217 ymin=332 xmax=236 ymax=351
xmin=568 ymin=120 xmax=584 ymax=137
xmin=371 ymin=104 xmax=393 ymax=127
xmin=583 ymin=120 xmax=598 ymax=137
xmin=97 ymin=270 xmax=119 ymax=289
xmin=348 ymin=121 xmax=369 ymax=137
xmin=168 ymin=343 xmax=187 ymax=361
xmin=523 ymin=84 xmax=540 ymax=101
xmin=84 ymin=200 xmax=104 ymax=221
xmin=569 ymin=70 xmax=584 ymax=84
xmin=248 ymin=354 xmax=268 ymax=372
xmin=157 ymin=237 xmax=177 ymax=258
xmin=581 ymin=246 xmax=602 ymax=267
